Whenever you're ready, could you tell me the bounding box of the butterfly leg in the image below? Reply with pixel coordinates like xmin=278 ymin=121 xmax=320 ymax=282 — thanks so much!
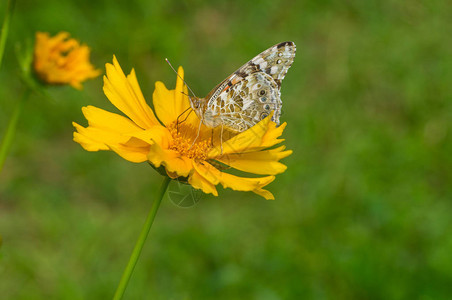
xmin=176 ymin=107 xmax=193 ymax=133
xmin=211 ymin=129 xmax=214 ymax=147
xmin=190 ymin=118 xmax=203 ymax=149
xmin=220 ymin=124 xmax=224 ymax=155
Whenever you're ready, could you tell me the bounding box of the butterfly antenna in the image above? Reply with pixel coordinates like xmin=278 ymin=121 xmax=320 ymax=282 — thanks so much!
xmin=165 ymin=58 xmax=197 ymax=98
xmin=165 ymin=59 xmax=204 ymax=148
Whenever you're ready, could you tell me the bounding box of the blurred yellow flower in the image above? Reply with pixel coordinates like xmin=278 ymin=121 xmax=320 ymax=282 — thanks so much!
xmin=73 ymin=57 xmax=292 ymax=199
xmin=33 ymin=32 xmax=101 ymax=89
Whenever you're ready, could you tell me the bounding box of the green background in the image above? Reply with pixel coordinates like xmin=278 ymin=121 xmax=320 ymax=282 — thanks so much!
xmin=1 ymin=0 xmax=451 ymax=299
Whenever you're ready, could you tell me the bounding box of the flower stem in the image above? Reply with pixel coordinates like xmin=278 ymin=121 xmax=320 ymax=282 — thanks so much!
xmin=0 ymin=88 xmax=30 ymax=174
xmin=0 ymin=0 xmax=16 ymax=69
xmin=113 ymin=176 xmax=171 ymax=300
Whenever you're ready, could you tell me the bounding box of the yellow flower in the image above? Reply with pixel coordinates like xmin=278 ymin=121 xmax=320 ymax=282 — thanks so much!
xmin=73 ymin=57 xmax=292 ymax=199
xmin=33 ymin=32 xmax=101 ymax=89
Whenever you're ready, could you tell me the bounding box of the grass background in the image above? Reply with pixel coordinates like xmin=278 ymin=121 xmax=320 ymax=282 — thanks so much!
xmin=1 ymin=0 xmax=451 ymax=299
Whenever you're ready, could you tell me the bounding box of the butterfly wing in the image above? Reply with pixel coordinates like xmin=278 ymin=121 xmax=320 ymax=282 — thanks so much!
xmin=233 ymin=41 xmax=296 ymax=88
xmin=202 ymin=42 xmax=295 ymax=132
xmin=209 ymin=71 xmax=282 ymax=132
xmin=205 ymin=41 xmax=296 ymax=103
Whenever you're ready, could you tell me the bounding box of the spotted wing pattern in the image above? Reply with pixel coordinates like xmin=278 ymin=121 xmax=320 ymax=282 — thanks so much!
xmin=203 ymin=72 xmax=281 ymax=132
xmin=233 ymin=41 xmax=296 ymax=88
xmin=201 ymin=41 xmax=296 ymax=133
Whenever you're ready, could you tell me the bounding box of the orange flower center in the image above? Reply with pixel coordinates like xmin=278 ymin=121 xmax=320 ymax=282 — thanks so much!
xmin=168 ymin=123 xmax=212 ymax=161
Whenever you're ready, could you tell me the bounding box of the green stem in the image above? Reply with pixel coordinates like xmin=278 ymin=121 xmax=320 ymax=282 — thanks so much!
xmin=0 ymin=88 xmax=30 ymax=173
xmin=0 ymin=0 xmax=16 ymax=69
xmin=113 ymin=176 xmax=171 ymax=300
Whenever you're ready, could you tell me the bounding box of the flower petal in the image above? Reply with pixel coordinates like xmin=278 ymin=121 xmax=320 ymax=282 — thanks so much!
xmin=208 ymin=113 xmax=274 ymax=157
xmin=193 ymin=162 xmax=275 ymax=200
xmin=153 ymin=66 xmax=197 ymax=127
xmin=252 ymin=189 xmax=275 ymax=200
xmin=73 ymin=106 xmax=166 ymax=163
xmin=130 ymin=125 xmax=172 ymax=149
xmin=72 ymin=105 xmax=142 ymax=151
xmin=152 ymin=81 xmax=175 ymax=126
xmin=108 ymin=139 xmax=150 ymax=163
xmin=188 ymin=170 xmax=219 ymax=196
xmin=147 ymin=142 xmax=193 ymax=177
xmin=103 ymin=56 xmax=160 ymax=129
xmin=217 ymin=146 xmax=292 ymax=175
xmin=261 ymin=122 xmax=288 ymax=149
xmin=33 ymin=31 xmax=100 ymax=89
xmin=81 ymin=105 xmax=144 ymax=133
xmin=73 ymin=124 xmax=150 ymax=162
xmin=73 ymin=124 xmax=110 ymax=151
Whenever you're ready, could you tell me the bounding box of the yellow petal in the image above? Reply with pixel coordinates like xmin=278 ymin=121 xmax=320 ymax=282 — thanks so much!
xmin=152 ymin=66 xmax=199 ymax=127
xmin=73 ymin=125 xmax=150 ymax=163
xmin=81 ymin=105 xmax=144 ymax=133
xmin=73 ymin=127 xmax=110 ymax=151
xmin=49 ymin=32 xmax=70 ymax=48
xmin=192 ymin=162 xmax=220 ymax=185
xmin=188 ymin=170 xmax=219 ymax=196
xmin=130 ymin=125 xmax=172 ymax=149
xmin=166 ymin=170 xmax=180 ymax=179
xmin=174 ymin=66 xmax=188 ymax=118
xmin=109 ymin=140 xmax=150 ymax=163
xmin=74 ymin=120 xmax=152 ymax=159
xmin=33 ymin=31 xmax=100 ymax=89
xmin=217 ymin=146 xmax=292 ymax=175
xmin=261 ymin=122 xmax=288 ymax=149
xmin=208 ymin=113 xmax=274 ymax=157
xmin=103 ymin=56 xmax=160 ymax=129
xmin=152 ymin=81 xmax=175 ymax=126
xmin=73 ymin=106 xmax=165 ymax=163
xmin=252 ymin=189 xmax=275 ymax=200
xmin=73 ymin=122 xmax=130 ymax=151
xmin=70 ymin=81 xmax=83 ymax=90
xmin=147 ymin=142 xmax=193 ymax=177
xmin=193 ymin=162 xmax=275 ymax=199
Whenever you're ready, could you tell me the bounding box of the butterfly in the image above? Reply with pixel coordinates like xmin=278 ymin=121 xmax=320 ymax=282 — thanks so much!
xmin=188 ymin=41 xmax=296 ymax=133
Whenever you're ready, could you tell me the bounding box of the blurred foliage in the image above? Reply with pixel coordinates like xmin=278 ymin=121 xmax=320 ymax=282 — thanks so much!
xmin=0 ymin=0 xmax=451 ymax=299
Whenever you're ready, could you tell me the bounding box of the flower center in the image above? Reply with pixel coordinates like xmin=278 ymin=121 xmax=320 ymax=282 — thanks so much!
xmin=168 ymin=123 xmax=212 ymax=161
